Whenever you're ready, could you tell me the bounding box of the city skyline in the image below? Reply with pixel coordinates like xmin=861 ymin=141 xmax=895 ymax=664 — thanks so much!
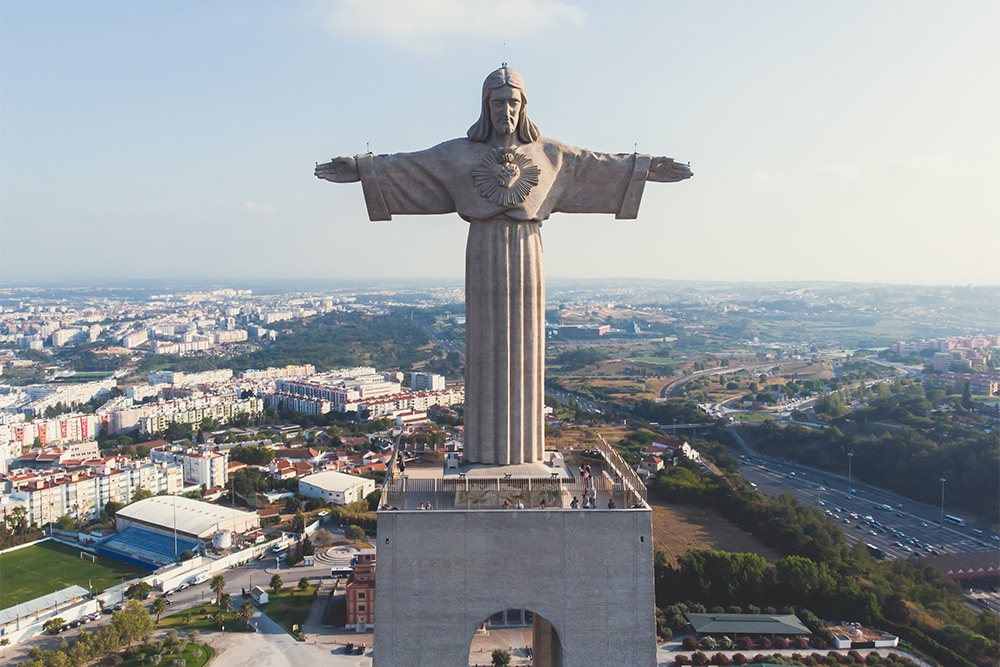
xmin=2 ymin=1 xmax=997 ymax=287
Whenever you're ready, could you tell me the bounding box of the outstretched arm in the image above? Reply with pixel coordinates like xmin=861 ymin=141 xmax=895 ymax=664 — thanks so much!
xmin=315 ymin=156 xmax=360 ymax=183
xmin=647 ymin=157 xmax=693 ymax=182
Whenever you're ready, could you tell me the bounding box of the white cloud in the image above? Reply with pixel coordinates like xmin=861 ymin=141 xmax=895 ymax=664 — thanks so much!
xmin=244 ymin=201 xmax=277 ymax=216
xmin=321 ymin=0 xmax=586 ymax=51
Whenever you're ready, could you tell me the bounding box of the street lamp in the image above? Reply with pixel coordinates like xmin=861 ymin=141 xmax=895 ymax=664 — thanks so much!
xmin=847 ymin=453 xmax=854 ymax=494
xmin=940 ymin=478 xmax=946 ymax=525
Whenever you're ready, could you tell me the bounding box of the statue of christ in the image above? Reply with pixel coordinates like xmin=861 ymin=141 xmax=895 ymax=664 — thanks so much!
xmin=316 ymin=66 xmax=692 ymax=466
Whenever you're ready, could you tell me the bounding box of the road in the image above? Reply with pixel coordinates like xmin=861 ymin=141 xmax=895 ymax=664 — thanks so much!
xmin=544 ymin=387 xmax=614 ymax=415
xmin=658 ymin=363 xmax=774 ymax=400
xmin=418 ymin=321 xmax=465 ymax=361
xmin=730 ymin=430 xmax=997 ymax=561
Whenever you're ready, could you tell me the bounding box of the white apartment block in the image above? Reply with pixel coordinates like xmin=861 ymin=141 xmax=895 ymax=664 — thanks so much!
xmin=358 ymin=388 xmax=465 ymax=419
xmin=0 ymin=413 xmax=99 ymax=451
xmin=272 ymin=367 xmax=401 ymax=413
xmin=411 ymin=372 xmax=446 ymax=391
xmin=148 ymin=369 xmax=234 ymax=387
xmin=136 ymin=395 xmax=263 ymax=434
xmin=22 ymin=378 xmax=116 ymax=416
xmin=121 ymin=329 xmax=150 ymax=348
xmin=4 ymin=460 xmax=183 ymax=526
xmin=150 ymin=444 xmax=229 ymax=488
xmin=240 ymin=364 xmax=316 ymax=381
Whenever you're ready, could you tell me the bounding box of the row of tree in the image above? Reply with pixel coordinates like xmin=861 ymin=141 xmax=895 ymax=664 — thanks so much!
xmin=26 ymin=600 xmax=154 ymax=667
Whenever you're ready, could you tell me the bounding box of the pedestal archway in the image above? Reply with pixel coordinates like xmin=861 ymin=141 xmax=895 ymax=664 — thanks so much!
xmin=468 ymin=609 xmax=562 ymax=667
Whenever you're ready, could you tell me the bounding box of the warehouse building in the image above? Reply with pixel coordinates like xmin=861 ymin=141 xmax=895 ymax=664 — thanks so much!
xmin=99 ymin=496 xmax=259 ymax=568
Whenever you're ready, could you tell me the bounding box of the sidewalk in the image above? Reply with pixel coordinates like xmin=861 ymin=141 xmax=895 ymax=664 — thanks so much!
xmin=302 ymin=577 xmax=339 ymax=636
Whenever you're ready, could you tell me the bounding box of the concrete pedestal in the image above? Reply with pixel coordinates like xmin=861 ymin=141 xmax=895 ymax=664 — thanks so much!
xmin=373 ymin=507 xmax=656 ymax=667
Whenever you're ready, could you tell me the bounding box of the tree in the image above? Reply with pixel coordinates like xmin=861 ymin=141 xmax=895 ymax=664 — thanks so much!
xmin=344 ymin=524 xmax=366 ymax=541
xmin=815 ymin=392 xmax=848 ymax=420
xmin=151 ymin=597 xmax=168 ymax=623
xmin=125 ymin=582 xmax=153 ymax=600
xmin=270 ymin=574 xmax=283 ymax=594
xmin=297 ymin=577 xmax=310 ymax=591
xmin=491 ymin=648 xmax=511 ymax=667
xmin=8 ymin=505 xmax=29 ymax=534
xmin=291 ymin=511 xmax=306 ymax=534
xmin=102 ymin=501 xmax=125 ymax=520
xmin=239 ymin=600 xmax=254 ymax=627
xmin=112 ymin=600 xmax=153 ymax=648
xmin=55 ymin=515 xmax=76 ymax=531
xmin=131 ymin=487 xmax=154 ymax=502
xmin=219 ymin=593 xmax=233 ymax=613
xmin=210 ymin=574 xmax=226 ymax=605
xmin=44 ymin=617 xmax=65 ymax=635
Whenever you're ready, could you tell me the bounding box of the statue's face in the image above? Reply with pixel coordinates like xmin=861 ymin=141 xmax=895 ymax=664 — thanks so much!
xmin=489 ymin=85 xmax=522 ymax=136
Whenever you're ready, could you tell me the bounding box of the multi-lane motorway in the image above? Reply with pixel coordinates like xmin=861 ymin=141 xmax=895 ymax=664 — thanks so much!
xmin=732 ymin=436 xmax=998 ymax=561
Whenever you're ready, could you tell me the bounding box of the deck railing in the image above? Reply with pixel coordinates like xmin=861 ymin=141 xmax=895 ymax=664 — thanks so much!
xmin=595 ymin=433 xmax=648 ymax=503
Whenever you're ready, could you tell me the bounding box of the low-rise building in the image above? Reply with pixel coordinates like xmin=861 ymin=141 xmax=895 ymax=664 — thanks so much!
xmin=299 ymin=470 xmax=375 ymax=505
xmin=346 ymin=548 xmax=376 ymax=630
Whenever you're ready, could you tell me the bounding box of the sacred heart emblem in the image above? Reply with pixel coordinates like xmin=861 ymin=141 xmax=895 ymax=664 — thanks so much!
xmin=472 ymin=148 xmax=541 ymax=206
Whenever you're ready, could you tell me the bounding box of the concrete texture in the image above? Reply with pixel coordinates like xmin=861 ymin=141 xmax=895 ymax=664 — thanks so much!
xmin=315 ymin=66 xmax=692 ymax=467
xmin=373 ymin=508 xmax=656 ymax=666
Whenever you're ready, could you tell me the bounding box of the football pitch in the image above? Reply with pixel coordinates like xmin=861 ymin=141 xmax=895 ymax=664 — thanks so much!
xmin=0 ymin=540 xmax=148 ymax=609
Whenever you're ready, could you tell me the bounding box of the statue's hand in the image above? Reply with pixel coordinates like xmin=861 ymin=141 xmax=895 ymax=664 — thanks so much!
xmin=315 ymin=156 xmax=360 ymax=183
xmin=647 ymin=157 xmax=693 ymax=182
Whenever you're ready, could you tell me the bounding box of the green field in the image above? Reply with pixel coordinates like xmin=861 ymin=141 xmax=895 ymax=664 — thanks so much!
xmin=733 ymin=411 xmax=775 ymax=421
xmin=160 ymin=602 xmax=255 ymax=633
xmin=0 ymin=540 xmax=148 ymax=609
xmin=263 ymin=584 xmax=318 ymax=638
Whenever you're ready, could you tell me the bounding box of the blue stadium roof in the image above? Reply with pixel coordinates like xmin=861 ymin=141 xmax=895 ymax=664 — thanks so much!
xmin=99 ymin=526 xmax=199 ymax=569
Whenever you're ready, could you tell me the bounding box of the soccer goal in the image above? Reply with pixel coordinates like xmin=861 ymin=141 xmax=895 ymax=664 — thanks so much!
xmin=79 ymin=551 xmax=97 ymax=563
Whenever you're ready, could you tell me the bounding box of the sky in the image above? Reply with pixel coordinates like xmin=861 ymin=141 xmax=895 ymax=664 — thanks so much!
xmin=1 ymin=0 xmax=998 ymax=287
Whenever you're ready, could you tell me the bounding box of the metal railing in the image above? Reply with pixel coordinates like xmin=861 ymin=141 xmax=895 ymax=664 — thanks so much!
xmin=377 ymin=435 xmax=402 ymax=511
xmin=596 ymin=432 xmax=648 ymax=503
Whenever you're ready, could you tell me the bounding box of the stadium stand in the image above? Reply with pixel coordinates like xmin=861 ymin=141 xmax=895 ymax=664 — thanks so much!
xmin=98 ymin=526 xmax=200 ymax=569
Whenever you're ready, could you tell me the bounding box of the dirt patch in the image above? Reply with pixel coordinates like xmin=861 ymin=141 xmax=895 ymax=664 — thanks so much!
xmin=775 ymin=361 xmax=834 ymax=381
xmin=649 ymin=497 xmax=783 ymax=564
xmin=545 ymin=425 xmax=631 ymax=450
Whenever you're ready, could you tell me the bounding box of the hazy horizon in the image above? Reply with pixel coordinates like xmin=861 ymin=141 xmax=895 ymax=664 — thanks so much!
xmin=2 ymin=1 xmax=997 ymax=286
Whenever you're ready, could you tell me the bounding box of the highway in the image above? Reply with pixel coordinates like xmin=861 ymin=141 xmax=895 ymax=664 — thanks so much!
xmin=731 ymin=433 xmax=998 ymax=561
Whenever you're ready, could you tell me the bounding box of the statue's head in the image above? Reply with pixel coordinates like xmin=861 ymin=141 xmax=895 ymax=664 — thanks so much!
xmin=467 ymin=67 xmax=540 ymax=144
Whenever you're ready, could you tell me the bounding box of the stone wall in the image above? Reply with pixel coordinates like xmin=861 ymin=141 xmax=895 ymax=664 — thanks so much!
xmin=373 ymin=507 xmax=656 ymax=667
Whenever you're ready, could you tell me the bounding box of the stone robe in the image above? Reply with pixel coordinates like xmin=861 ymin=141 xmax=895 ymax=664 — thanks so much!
xmin=356 ymin=137 xmax=652 ymax=465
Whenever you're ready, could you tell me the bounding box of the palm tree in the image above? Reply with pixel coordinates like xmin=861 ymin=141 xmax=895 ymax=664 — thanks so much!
xmin=209 ymin=574 xmax=226 ymax=605
xmin=151 ymin=597 xmax=168 ymax=623
xmin=269 ymin=574 xmax=282 ymax=594
xmin=219 ymin=593 xmax=233 ymax=613
xmin=238 ymin=600 xmax=253 ymax=627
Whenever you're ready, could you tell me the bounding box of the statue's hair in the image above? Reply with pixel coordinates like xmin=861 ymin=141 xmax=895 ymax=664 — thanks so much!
xmin=467 ymin=67 xmax=540 ymax=144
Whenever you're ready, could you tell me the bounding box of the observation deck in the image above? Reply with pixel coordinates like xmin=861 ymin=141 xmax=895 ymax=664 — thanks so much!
xmin=378 ymin=435 xmax=648 ymax=512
